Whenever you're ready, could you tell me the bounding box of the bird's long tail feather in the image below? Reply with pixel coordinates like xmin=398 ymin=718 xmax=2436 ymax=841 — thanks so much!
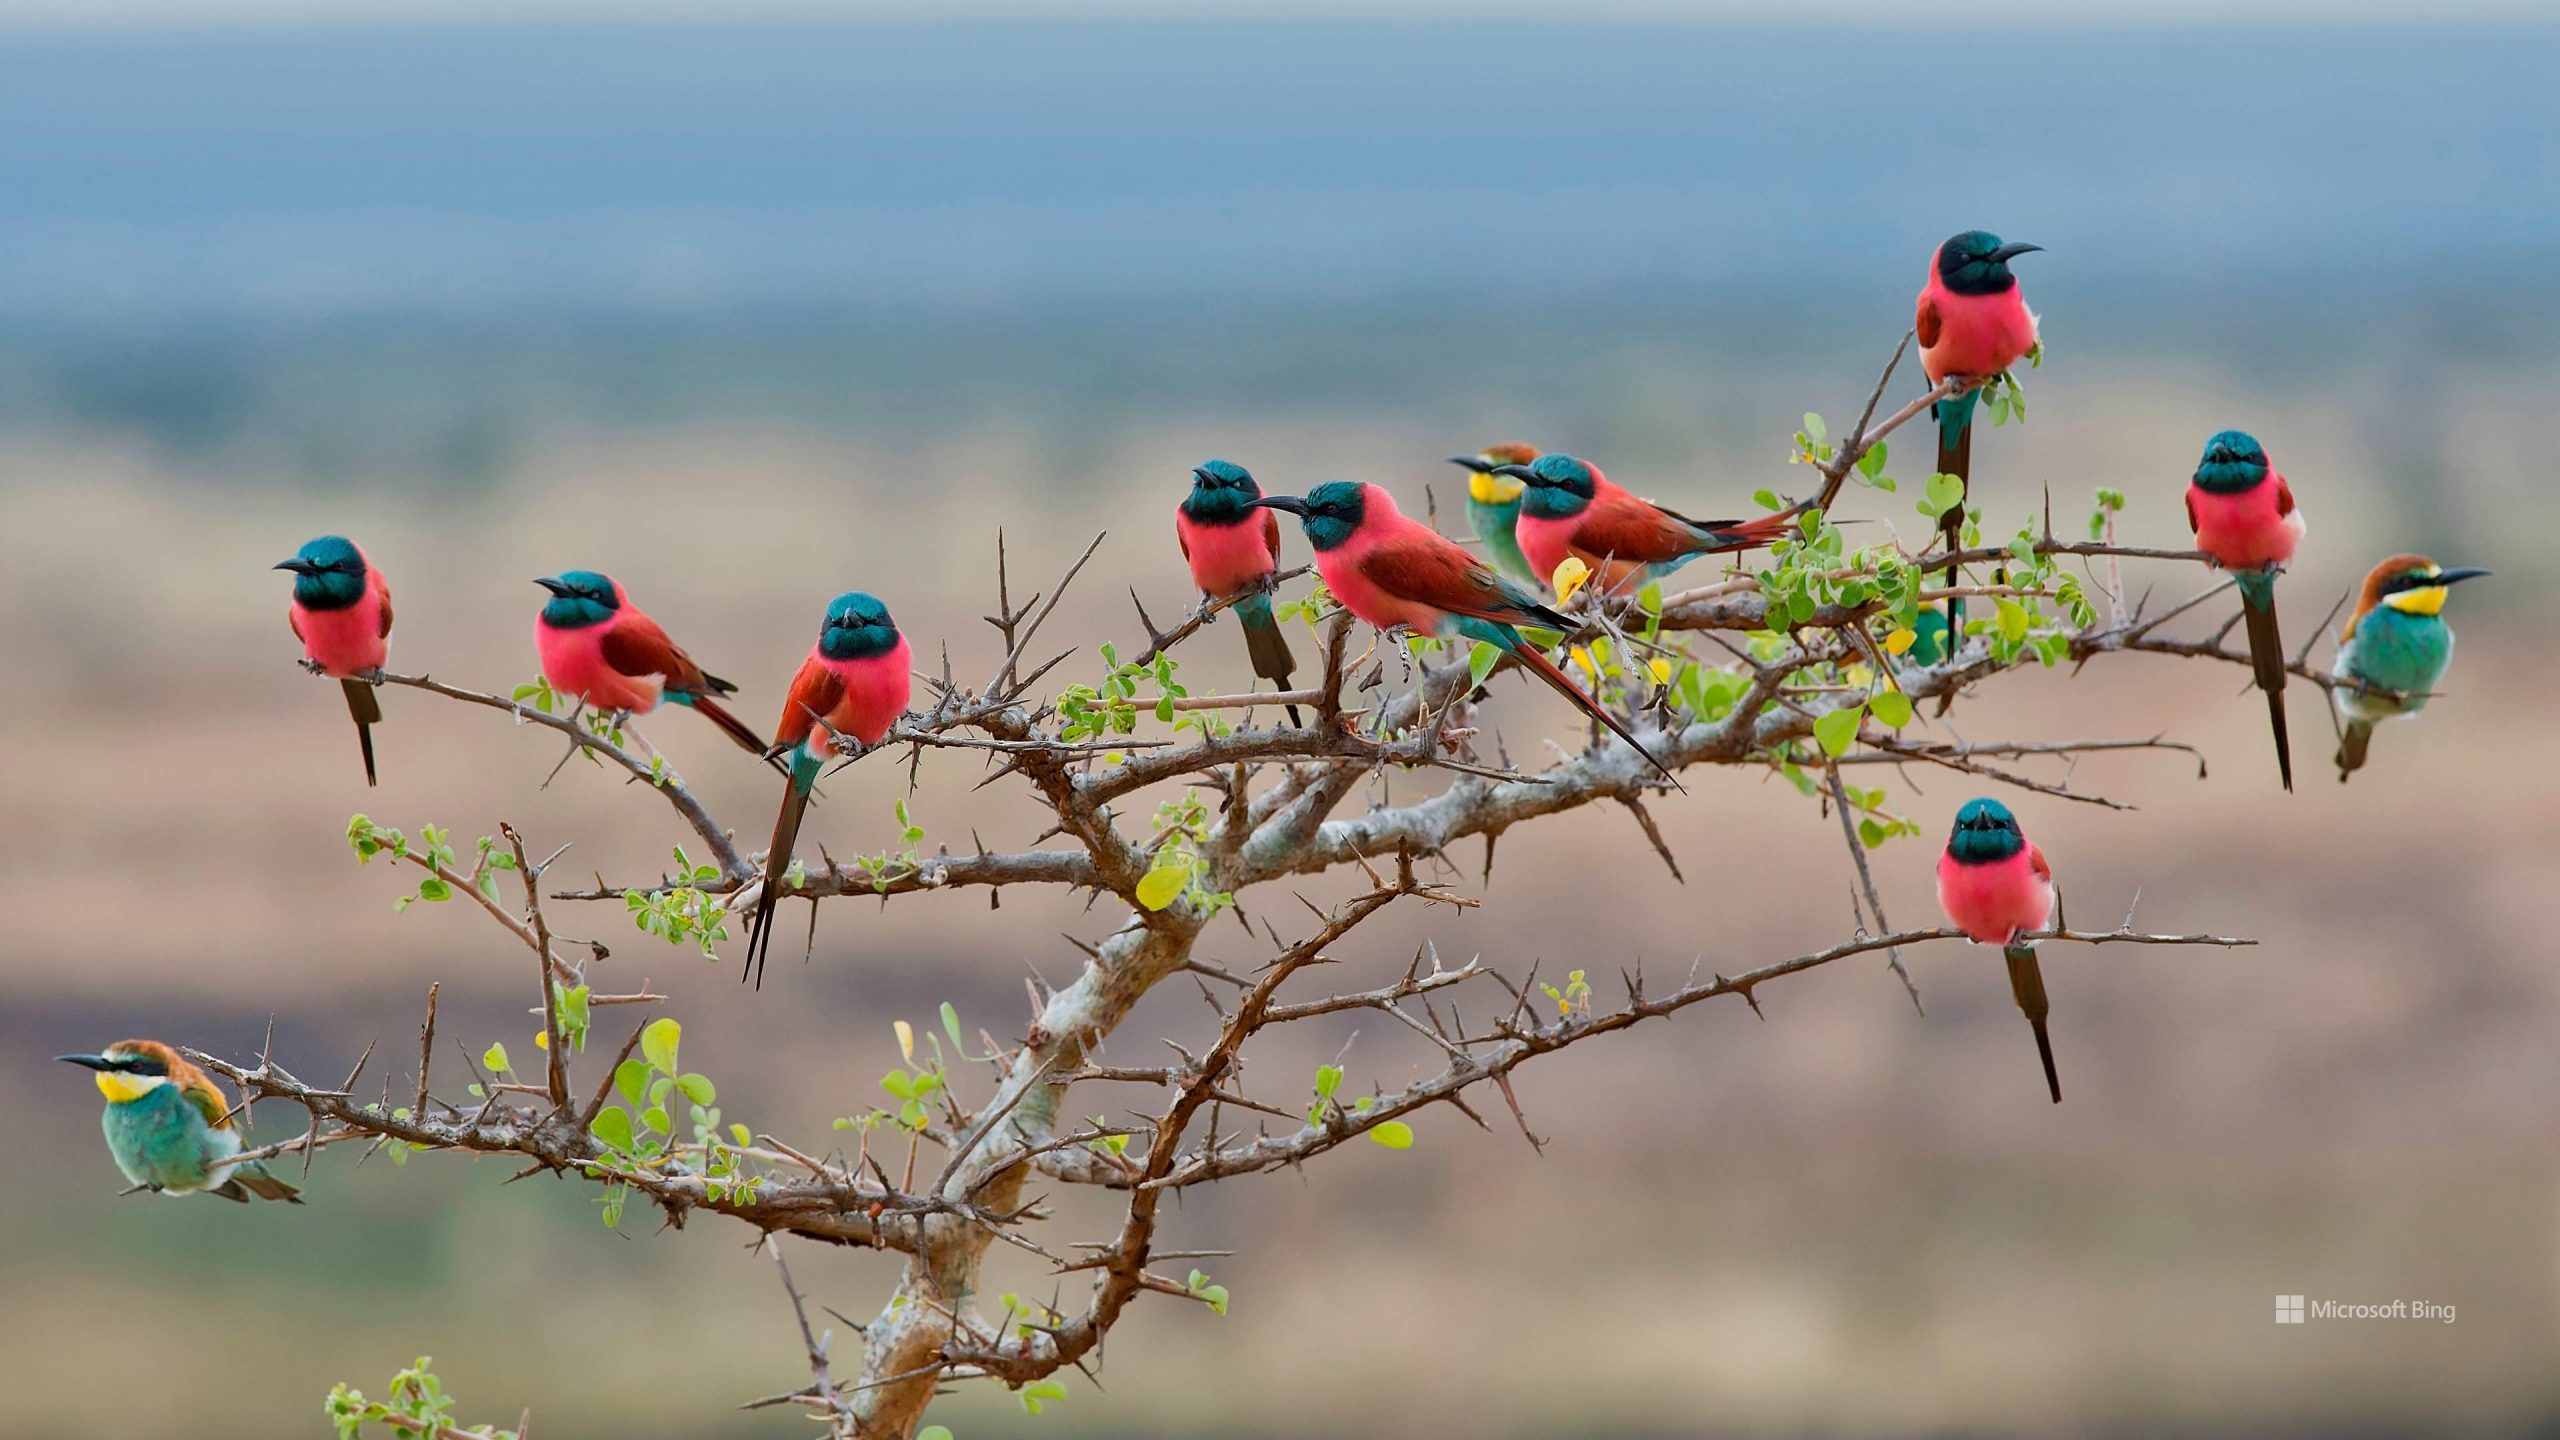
xmin=2235 ymin=571 xmax=2293 ymax=791
xmin=1935 ymin=387 xmax=1979 ymax=634
xmin=2336 ymin=718 xmax=2373 ymax=783
xmin=231 ymin=1161 xmax=304 ymax=1203
xmin=1699 ymin=502 xmax=1816 ymax=554
xmin=2004 ymin=942 xmax=2061 ymax=1104
xmin=743 ymin=753 xmax=819 ymax=989
xmin=1236 ymin=592 xmax=1304 ymax=727
xmin=1484 ymin=628 xmax=1681 ymax=789
xmin=684 ymin=692 xmax=771 ymax=757
xmin=340 ymin=678 xmax=382 ymax=787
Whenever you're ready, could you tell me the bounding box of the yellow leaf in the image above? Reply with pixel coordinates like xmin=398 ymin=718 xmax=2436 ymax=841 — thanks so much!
xmin=1647 ymin=657 xmax=1673 ymax=685
xmin=533 ymin=1030 xmax=549 ymax=1051
xmin=894 ymin=1020 xmax=915 ymax=1064
xmin=1570 ymin=646 xmax=1597 ymax=682
xmin=1551 ymin=556 xmax=1591 ymax=606
xmin=1884 ymin=627 xmax=1917 ymax=656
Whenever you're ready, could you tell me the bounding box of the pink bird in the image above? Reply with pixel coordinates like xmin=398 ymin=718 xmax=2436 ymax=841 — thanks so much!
xmin=2184 ymin=429 xmax=2305 ymax=790
xmin=278 ymin=535 xmax=392 ymax=786
xmin=1935 ymin=796 xmax=2062 ymax=1104
xmin=532 ymin=570 xmax=765 ymax=756
xmin=1916 ymin=230 xmax=2043 ymax=572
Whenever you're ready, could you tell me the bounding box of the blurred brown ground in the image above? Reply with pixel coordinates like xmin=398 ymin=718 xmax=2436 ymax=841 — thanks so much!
xmin=1 ymin=354 xmax=2552 ymax=1439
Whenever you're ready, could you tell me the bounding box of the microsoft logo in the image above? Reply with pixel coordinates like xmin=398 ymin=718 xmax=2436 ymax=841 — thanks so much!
xmin=2276 ymin=1295 xmax=2306 ymax=1324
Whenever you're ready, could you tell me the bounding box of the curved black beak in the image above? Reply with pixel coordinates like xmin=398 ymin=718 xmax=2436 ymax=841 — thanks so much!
xmin=275 ymin=558 xmax=320 ymax=575
xmin=1251 ymin=496 xmax=1310 ymax=517
xmin=1989 ymin=241 xmax=2044 ymax=264
xmin=58 ymin=1054 xmax=112 ymax=1071
xmin=1190 ymin=466 xmax=1216 ymax=485
xmin=2437 ymin=567 xmax=2492 ymax=585
xmin=1446 ymin=455 xmax=1492 ymax=473
xmin=1491 ymin=463 xmax=1540 ymax=481
xmin=533 ymin=576 xmax=572 ymax=596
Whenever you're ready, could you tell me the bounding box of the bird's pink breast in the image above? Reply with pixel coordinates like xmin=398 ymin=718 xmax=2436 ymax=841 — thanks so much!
xmin=1921 ymin=283 xmax=2038 ymax=382
xmin=294 ymin=590 xmax=388 ymax=676
xmin=801 ymin=639 xmax=913 ymax=757
xmin=1936 ymin=849 xmax=2053 ymax=945
xmin=1177 ymin=510 xmax=1277 ymax=597
xmin=538 ymin=620 xmax=660 ymax=712
xmin=2187 ymin=482 xmax=2304 ymax=570
xmin=1513 ymin=512 xmax=1572 ymax=591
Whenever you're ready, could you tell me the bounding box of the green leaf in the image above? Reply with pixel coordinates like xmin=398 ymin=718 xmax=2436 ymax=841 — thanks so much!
xmin=640 ymin=1017 xmax=681 ymax=1076
xmin=1135 ymin=862 xmax=1187 ymax=912
xmin=640 ymin=1105 xmax=670 ymax=1135
xmin=1466 ymin=640 xmax=1501 ymax=691
xmin=1314 ymin=1063 xmax=1343 ymax=1100
xmin=1637 ymin=581 xmax=1663 ymax=617
xmin=1996 ymin=597 xmax=2031 ymax=643
xmin=614 ymin=1059 xmax=648 ymax=1107
xmin=1923 ymin=471 xmax=1966 ymax=517
xmin=590 ymin=1106 xmax=634 ymax=1154
xmin=1868 ymin=689 xmax=1914 ymax=729
xmin=940 ymin=1001 xmax=966 ymax=1057
xmin=881 ymin=1069 xmax=916 ymax=1100
xmin=1859 ymin=817 xmax=1889 ymax=848
xmin=1751 ymin=488 xmax=1781 ymax=511
xmin=481 ymin=1042 xmax=510 ymax=1074
xmin=920 ymin=1429 xmax=954 ymax=1440
xmin=1857 ymin=440 xmax=1888 ymax=478
xmin=414 ymin=876 xmax=451 ymax=903
xmin=1813 ymin=704 xmax=1864 ymax=758
xmin=1370 ymin=1120 xmax=1415 ymax=1150
xmin=677 ymin=1073 xmax=717 ymax=1106
xmin=1802 ymin=411 xmax=1828 ymax=444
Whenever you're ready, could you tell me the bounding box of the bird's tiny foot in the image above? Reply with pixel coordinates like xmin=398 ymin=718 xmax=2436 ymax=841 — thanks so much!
xmin=298 ymin=659 xmax=326 ymax=675
xmin=830 ymin=734 xmax=868 ymax=760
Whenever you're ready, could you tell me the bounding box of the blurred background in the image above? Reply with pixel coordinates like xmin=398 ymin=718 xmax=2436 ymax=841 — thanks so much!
xmin=3 ymin=5 xmax=2554 ymax=1437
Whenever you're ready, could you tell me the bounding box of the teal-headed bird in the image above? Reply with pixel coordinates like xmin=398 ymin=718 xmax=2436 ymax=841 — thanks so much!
xmin=1917 ymin=231 xmax=2042 ymax=627
xmin=2331 ymin=554 xmax=2488 ymax=782
xmin=1176 ymin=460 xmax=1301 ymax=726
xmin=61 ymin=1040 xmax=302 ymax=1202
xmin=1934 ymin=799 xmax=2062 ymax=1104
xmin=1445 ymin=443 xmax=1541 ymax=586
xmin=2185 ymin=430 xmax=2307 ymax=791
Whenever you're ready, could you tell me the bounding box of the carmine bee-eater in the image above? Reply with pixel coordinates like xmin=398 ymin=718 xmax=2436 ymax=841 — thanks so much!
xmin=2331 ymin=555 xmax=2489 ymax=782
xmin=533 ymin=571 xmax=765 ymax=756
xmin=1494 ymin=452 xmax=1803 ymax=597
xmin=2183 ymin=430 xmax=2306 ymax=791
xmin=1935 ymin=798 xmax=2061 ymax=1104
xmin=1917 ymin=230 xmax=2042 ymax=570
xmin=278 ymin=535 xmax=391 ymax=786
xmin=741 ymin=592 xmax=912 ymax=989
xmin=1252 ymin=482 xmax=1675 ymax=782
xmin=1176 ymin=460 xmax=1302 ymax=726
xmin=60 ymin=1041 xmax=302 ymax=1202
xmin=1445 ymin=443 xmax=1541 ymax=586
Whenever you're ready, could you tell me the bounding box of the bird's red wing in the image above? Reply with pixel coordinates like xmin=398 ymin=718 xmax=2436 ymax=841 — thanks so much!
xmin=1261 ymin=507 xmax=1283 ymax=565
xmin=1572 ymin=488 xmax=1713 ymax=565
xmin=378 ymin=577 xmax=395 ymax=638
xmin=2274 ymin=475 xmax=2297 ymax=517
xmin=2184 ymin=491 xmax=2200 ymax=535
xmin=600 ymin=611 xmax=711 ymax=691
xmin=1357 ymin=530 xmax=1545 ymax=626
xmin=2028 ymin=843 xmax=2052 ymax=884
xmin=1915 ymin=292 xmax=1943 ymax=350
xmin=771 ymin=657 xmax=848 ymax=753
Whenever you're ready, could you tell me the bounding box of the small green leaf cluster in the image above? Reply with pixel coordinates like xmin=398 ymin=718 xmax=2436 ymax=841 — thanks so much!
xmin=1305 ymin=1064 xmax=1415 ymax=1149
xmin=2087 ymin=485 xmax=2128 ymax=541
xmin=1186 ymin=1268 xmax=1231 ymax=1316
xmin=1274 ymin=579 xmax=1334 ymax=627
xmin=1841 ymin=780 xmax=1924 ymax=849
xmin=588 ymin=1019 xmax=752 ymax=1222
xmin=1019 ymin=1378 xmax=1070 ymax=1415
xmin=509 ymin=676 xmax=563 ymax=715
xmin=1981 ymin=368 xmax=2030 ymax=427
xmin=1136 ymin=790 xmax=1232 ymax=915
xmin=1539 ymin=969 xmax=1593 ymax=1019
xmin=626 ymin=845 xmax=730 ymax=956
xmin=1759 ymin=510 xmax=1927 ymax=632
xmin=326 ymin=1357 xmax=516 ymax=1440
xmin=1059 ymin=643 xmax=1190 ymax=742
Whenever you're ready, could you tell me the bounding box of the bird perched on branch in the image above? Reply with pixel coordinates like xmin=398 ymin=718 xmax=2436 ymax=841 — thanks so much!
xmin=1494 ymin=452 xmax=1804 ymax=598
xmin=742 ymin=591 xmax=913 ymax=989
xmin=533 ymin=570 xmax=765 ymax=756
xmin=2183 ymin=430 xmax=2306 ymax=790
xmin=1445 ymin=442 xmax=1542 ymax=586
xmin=1935 ymin=798 xmax=2062 ymax=1105
xmin=1253 ymin=481 xmax=1675 ymax=782
xmin=1176 ymin=460 xmax=1301 ymax=726
xmin=2331 ymin=555 xmax=2488 ymax=782
xmin=60 ymin=1041 xmax=302 ymax=1203
xmin=278 ymin=535 xmax=392 ymax=786
xmin=1917 ymin=230 xmax=2042 ymax=587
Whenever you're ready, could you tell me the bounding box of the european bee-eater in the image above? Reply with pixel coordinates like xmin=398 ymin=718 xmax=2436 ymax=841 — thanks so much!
xmin=1446 ymin=443 xmax=1541 ymax=586
xmin=533 ymin=571 xmax=765 ymax=755
xmin=2183 ymin=430 xmax=2305 ymax=791
xmin=1935 ymin=798 xmax=2061 ymax=1104
xmin=1917 ymin=231 xmax=2042 ymax=568
xmin=1253 ymin=482 xmax=1674 ymax=781
xmin=2331 ymin=555 xmax=2489 ymax=782
xmin=60 ymin=1041 xmax=302 ymax=1202
xmin=1494 ymin=452 xmax=1802 ymax=597
xmin=1176 ymin=460 xmax=1301 ymax=726
xmin=742 ymin=591 xmax=913 ymax=988
xmin=278 ymin=535 xmax=391 ymax=787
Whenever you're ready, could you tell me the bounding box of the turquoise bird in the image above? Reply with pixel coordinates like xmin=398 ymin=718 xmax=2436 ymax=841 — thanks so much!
xmin=1445 ymin=443 xmax=1541 ymax=586
xmin=60 ymin=1040 xmax=302 ymax=1202
xmin=2331 ymin=554 xmax=2489 ymax=782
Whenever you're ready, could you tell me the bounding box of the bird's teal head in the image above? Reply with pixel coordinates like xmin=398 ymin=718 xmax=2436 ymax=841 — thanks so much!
xmin=59 ymin=1039 xmax=179 ymax=1105
xmin=1499 ymin=453 xmax=1598 ymax=521
xmin=2191 ymin=430 xmax=2271 ymax=495
xmin=819 ymin=591 xmax=901 ymax=661
xmin=1945 ymin=797 xmax=2027 ymax=865
xmin=1935 ymin=230 xmax=2042 ymax=298
xmin=1448 ymin=443 xmax=1537 ymax=506
xmin=1253 ymin=481 xmax=1367 ymax=552
xmin=2350 ymin=554 xmax=2491 ymax=636
xmin=534 ymin=571 xmax=622 ymax=629
xmin=274 ymin=535 xmax=369 ymax=611
xmin=1181 ymin=459 xmax=1263 ymax=525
